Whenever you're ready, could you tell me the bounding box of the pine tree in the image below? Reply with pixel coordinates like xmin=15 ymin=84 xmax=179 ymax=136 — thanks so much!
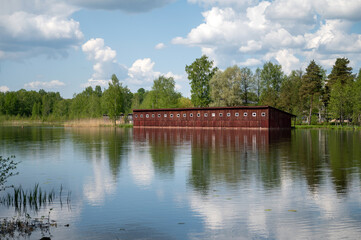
xmin=299 ymin=60 xmax=323 ymax=124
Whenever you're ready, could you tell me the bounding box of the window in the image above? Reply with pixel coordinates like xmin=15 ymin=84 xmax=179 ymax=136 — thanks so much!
xmin=252 ymin=112 xmax=257 ymax=117
xmin=140 ymin=114 xmax=143 ymax=118
xmin=158 ymin=114 xmax=161 ymax=118
xmin=243 ymin=112 xmax=248 ymax=117
xmin=170 ymin=114 xmax=174 ymax=118
xmin=146 ymin=114 xmax=149 ymax=118
xmin=227 ymin=113 xmax=231 ymax=117
xmin=212 ymin=113 xmax=216 ymax=117
xmin=204 ymin=113 xmax=208 ymax=117
xmin=135 ymin=114 xmax=138 ymax=118
xmin=219 ymin=113 xmax=223 ymax=117
xmin=183 ymin=113 xmax=186 ymax=117
xmin=235 ymin=112 xmax=239 ymax=117
xmin=197 ymin=113 xmax=200 ymax=117
xmin=164 ymin=114 xmax=167 ymax=118
xmin=177 ymin=114 xmax=180 ymax=118
xmin=152 ymin=114 xmax=155 ymax=118
xmin=190 ymin=113 xmax=193 ymax=117
xmin=261 ymin=112 xmax=266 ymax=117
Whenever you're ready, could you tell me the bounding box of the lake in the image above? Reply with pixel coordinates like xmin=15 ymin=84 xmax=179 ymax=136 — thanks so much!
xmin=1 ymin=126 xmax=361 ymax=239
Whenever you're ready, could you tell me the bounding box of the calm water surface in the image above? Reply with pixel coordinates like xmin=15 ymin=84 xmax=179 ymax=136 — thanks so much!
xmin=1 ymin=127 xmax=361 ymax=239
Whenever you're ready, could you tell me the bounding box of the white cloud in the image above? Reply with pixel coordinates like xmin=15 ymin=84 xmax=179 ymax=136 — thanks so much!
xmin=238 ymin=58 xmax=262 ymax=67
xmin=128 ymin=58 xmax=160 ymax=84
xmin=188 ymin=0 xmax=258 ymax=9
xmin=0 ymin=1 xmax=83 ymax=60
xmin=0 ymin=86 xmax=10 ymax=92
xmin=173 ymin=0 xmax=361 ymax=72
xmin=71 ymin=0 xmax=175 ymax=12
xmin=24 ymin=80 xmax=65 ymax=89
xmin=155 ymin=42 xmax=166 ymax=50
xmin=273 ymin=49 xmax=300 ymax=74
xmin=239 ymin=40 xmax=262 ymax=53
xmin=82 ymin=38 xmax=127 ymax=88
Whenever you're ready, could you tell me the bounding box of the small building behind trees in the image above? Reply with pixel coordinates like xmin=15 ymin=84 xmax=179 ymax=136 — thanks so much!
xmin=133 ymin=106 xmax=294 ymax=129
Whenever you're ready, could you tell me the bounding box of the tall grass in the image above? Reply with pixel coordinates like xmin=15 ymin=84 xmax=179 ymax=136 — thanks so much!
xmin=0 ymin=184 xmax=70 ymax=213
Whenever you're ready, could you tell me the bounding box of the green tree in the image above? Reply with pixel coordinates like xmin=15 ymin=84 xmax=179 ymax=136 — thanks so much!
xmin=178 ymin=97 xmax=194 ymax=108
xmin=31 ymin=102 xmax=41 ymax=119
xmin=353 ymin=69 xmax=361 ymax=125
xmin=327 ymin=58 xmax=354 ymax=87
xmin=185 ymin=55 xmax=218 ymax=107
xmin=4 ymin=92 xmax=19 ymax=116
xmin=141 ymin=76 xmax=181 ymax=109
xmin=254 ymin=67 xmax=262 ymax=104
xmin=102 ymin=74 xmax=125 ymax=126
xmin=210 ymin=66 xmax=242 ymax=107
xmin=259 ymin=62 xmax=284 ymax=107
xmin=279 ymin=70 xmax=303 ymax=114
xmin=327 ymin=58 xmax=355 ymax=124
xmin=240 ymin=67 xmax=254 ymax=105
xmin=329 ymin=81 xmax=353 ymax=124
xmin=299 ymin=60 xmax=323 ymax=124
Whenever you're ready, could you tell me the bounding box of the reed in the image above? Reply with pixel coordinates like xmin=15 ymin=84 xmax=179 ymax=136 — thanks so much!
xmin=0 ymin=184 xmax=71 ymax=213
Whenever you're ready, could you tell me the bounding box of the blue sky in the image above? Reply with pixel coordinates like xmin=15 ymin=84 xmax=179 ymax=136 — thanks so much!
xmin=1 ymin=0 xmax=361 ymax=98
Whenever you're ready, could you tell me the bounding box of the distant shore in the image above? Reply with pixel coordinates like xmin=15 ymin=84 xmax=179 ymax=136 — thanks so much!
xmin=0 ymin=118 xmax=133 ymax=128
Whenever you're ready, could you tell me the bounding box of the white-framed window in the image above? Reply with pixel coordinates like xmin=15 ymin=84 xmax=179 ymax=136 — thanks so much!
xmin=146 ymin=114 xmax=149 ymax=118
xmin=212 ymin=113 xmax=216 ymax=117
xmin=135 ymin=114 xmax=138 ymax=118
xmin=170 ymin=114 xmax=174 ymax=118
xmin=244 ymin=112 xmax=248 ymax=117
xmin=219 ymin=113 xmax=223 ymax=117
xmin=261 ymin=112 xmax=266 ymax=117
xmin=235 ymin=112 xmax=239 ymax=117
xmin=177 ymin=114 xmax=180 ymax=118
xmin=152 ymin=114 xmax=155 ymax=118
xmin=164 ymin=114 xmax=167 ymax=118
xmin=252 ymin=112 xmax=257 ymax=117
xmin=190 ymin=113 xmax=193 ymax=117
xmin=183 ymin=113 xmax=186 ymax=117
xmin=140 ymin=114 xmax=143 ymax=118
xmin=227 ymin=113 xmax=231 ymax=117
xmin=197 ymin=113 xmax=200 ymax=117
xmin=158 ymin=114 xmax=161 ymax=118
xmin=204 ymin=113 xmax=208 ymax=117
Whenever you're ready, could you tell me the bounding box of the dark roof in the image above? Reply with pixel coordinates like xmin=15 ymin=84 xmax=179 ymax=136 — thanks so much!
xmin=133 ymin=106 xmax=295 ymax=117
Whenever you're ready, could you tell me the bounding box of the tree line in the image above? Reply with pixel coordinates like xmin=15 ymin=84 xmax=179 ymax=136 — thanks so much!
xmin=1 ymin=56 xmax=361 ymax=125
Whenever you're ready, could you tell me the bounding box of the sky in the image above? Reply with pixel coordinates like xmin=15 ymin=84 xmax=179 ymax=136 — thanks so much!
xmin=1 ymin=0 xmax=361 ymax=98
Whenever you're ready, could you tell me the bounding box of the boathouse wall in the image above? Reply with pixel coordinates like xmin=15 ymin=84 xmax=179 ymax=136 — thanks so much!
xmin=133 ymin=106 xmax=293 ymax=129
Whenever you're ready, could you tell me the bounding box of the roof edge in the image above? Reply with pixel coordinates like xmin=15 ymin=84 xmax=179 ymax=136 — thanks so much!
xmin=133 ymin=106 xmax=295 ymax=116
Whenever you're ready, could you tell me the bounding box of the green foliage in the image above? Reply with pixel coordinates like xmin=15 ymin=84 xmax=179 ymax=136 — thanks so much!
xmin=0 ymin=156 xmax=18 ymax=191
xmin=185 ymin=55 xmax=218 ymax=107
xmin=140 ymin=76 xmax=181 ymax=109
xmin=329 ymin=81 xmax=353 ymax=124
xmin=327 ymin=58 xmax=355 ymax=124
xmin=279 ymin=70 xmax=303 ymax=114
xmin=178 ymin=97 xmax=194 ymax=108
xmin=131 ymin=88 xmax=146 ymax=110
xmin=210 ymin=66 xmax=242 ymax=107
xmin=353 ymin=70 xmax=361 ymax=125
xmin=327 ymin=58 xmax=354 ymax=87
xmin=102 ymin=74 xmax=132 ymax=125
xmin=299 ymin=60 xmax=323 ymax=124
xmin=259 ymin=62 xmax=284 ymax=107
xmin=240 ymin=67 xmax=254 ymax=105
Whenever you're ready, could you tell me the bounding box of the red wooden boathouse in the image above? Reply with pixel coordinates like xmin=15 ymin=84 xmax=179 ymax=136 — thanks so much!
xmin=133 ymin=106 xmax=294 ymax=129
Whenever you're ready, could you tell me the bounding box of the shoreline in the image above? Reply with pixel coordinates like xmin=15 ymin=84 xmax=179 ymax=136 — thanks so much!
xmin=0 ymin=118 xmax=133 ymax=128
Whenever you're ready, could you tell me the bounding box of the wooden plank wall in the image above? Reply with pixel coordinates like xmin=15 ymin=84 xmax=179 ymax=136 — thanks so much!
xmin=133 ymin=108 xmax=272 ymax=128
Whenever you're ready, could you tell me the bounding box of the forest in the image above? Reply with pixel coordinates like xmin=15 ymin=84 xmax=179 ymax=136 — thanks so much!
xmin=1 ymin=56 xmax=361 ymax=125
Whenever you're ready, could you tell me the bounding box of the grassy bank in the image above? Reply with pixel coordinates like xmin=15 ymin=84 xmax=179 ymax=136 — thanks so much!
xmin=0 ymin=116 xmax=133 ymax=128
xmin=295 ymin=124 xmax=361 ymax=130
